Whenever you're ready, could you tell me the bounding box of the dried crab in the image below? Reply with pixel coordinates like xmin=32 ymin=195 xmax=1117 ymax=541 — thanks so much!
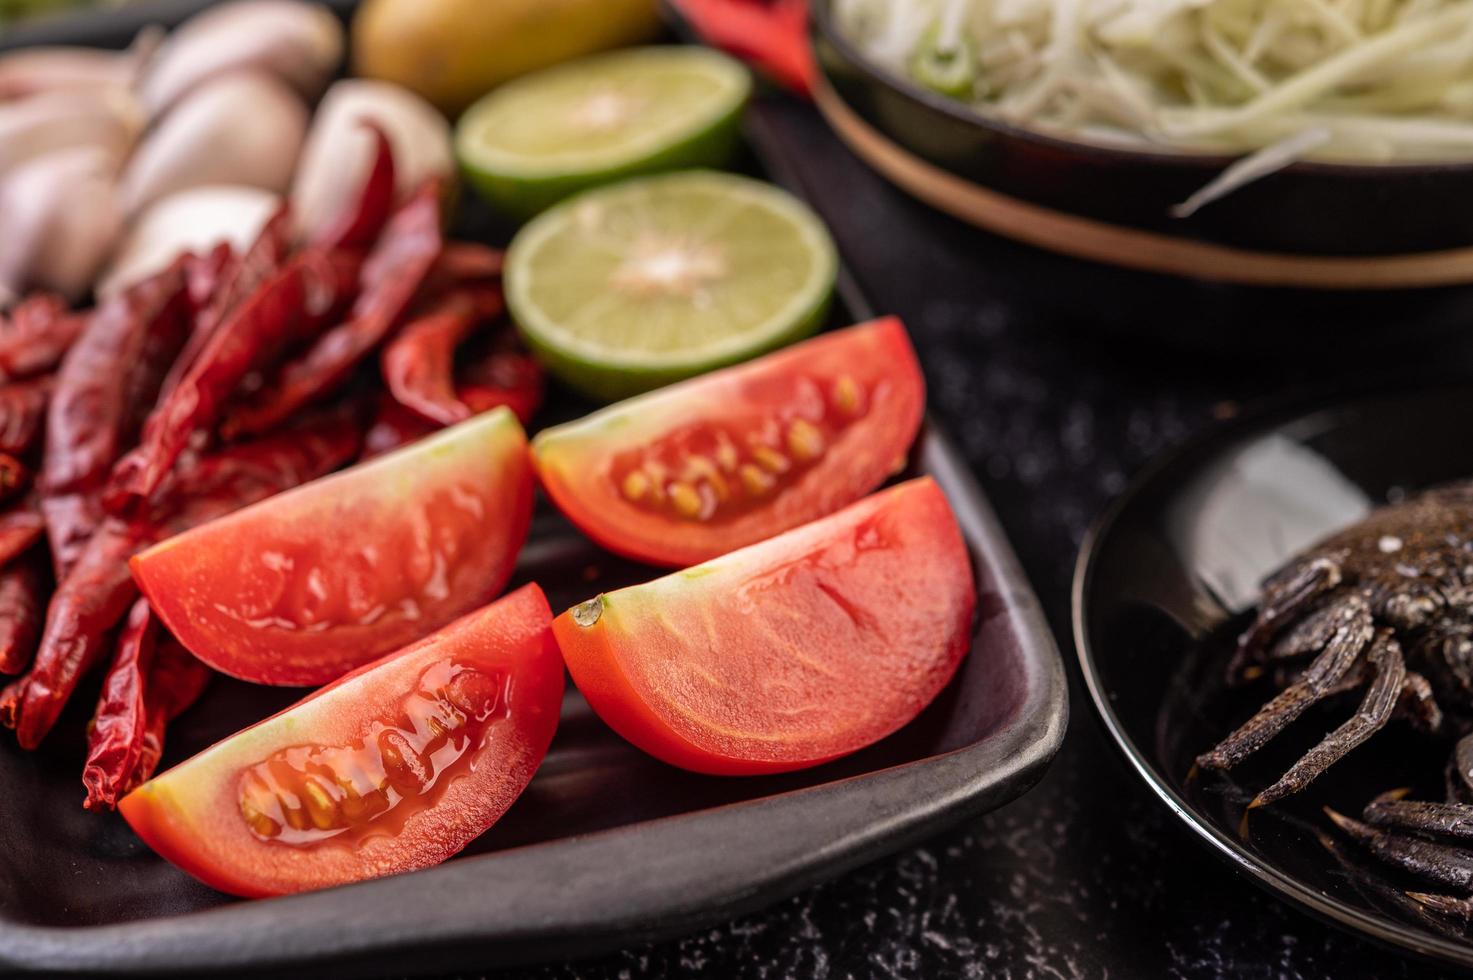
xmin=1197 ymin=480 xmax=1473 ymax=918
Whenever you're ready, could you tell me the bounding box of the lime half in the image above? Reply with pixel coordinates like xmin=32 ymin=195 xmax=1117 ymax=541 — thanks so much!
xmin=457 ymin=46 xmax=751 ymax=219
xmin=505 ymin=170 xmax=838 ymax=401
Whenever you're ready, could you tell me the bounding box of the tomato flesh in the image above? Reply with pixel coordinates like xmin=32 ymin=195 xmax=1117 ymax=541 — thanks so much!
xmin=553 ymin=478 xmax=974 ymax=775
xmin=119 ymin=584 xmax=563 ymax=897
xmin=131 ymin=408 xmax=534 ymax=686
xmin=533 ymin=317 xmax=924 ymax=567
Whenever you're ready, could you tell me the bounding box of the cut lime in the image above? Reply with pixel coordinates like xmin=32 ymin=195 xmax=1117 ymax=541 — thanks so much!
xmin=457 ymin=45 xmax=751 ymax=219
xmin=505 ymin=170 xmax=838 ymax=401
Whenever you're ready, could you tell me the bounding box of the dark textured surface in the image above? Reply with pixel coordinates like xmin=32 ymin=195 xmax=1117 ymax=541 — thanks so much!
xmin=463 ymin=99 xmax=1472 ymax=980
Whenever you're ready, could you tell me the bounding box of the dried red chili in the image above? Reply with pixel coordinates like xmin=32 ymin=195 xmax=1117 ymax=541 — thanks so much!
xmin=0 ymin=553 xmax=44 ymax=674
xmin=361 ymin=392 xmax=435 ymax=460
xmin=311 ymin=123 xmax=397 ymax=252
xmin=223 ymin=179 xmax=444 ymax=438
xmin=0 ymin=504 xmax=44 ymax=568
xmin=419 ymin=242 xmax=504 ymax=298
xmin=0 ymin=516 xmax=145 ymax=747
xmin=182 ymin=243 xmax=234 ymax=317
xmin=669 ymin=0 xmax=815 ymax=95
xmin=456 ymin=330 xmax=544 ymax=425
xmin=130 ymin=638 xmax=210 ymax=795
xmin=82 ymin=601 xmax=212 ymax=811
xmin=0 ymin=294 xmax=88 ymax=383
xmin=0 ymin=453 xmax=29 ymax=505
xmin=380 ymin=289 xmax=495 ymax=426
xmin=3 ymin=412 xmax=360 ymax=748
xmin=103 ymin=247 xmax=361 ymax=515
xmin=160 ymin=406 xmax=363 ymax=523
xmin=81 ymin=597 xmax=156 ymax=809
xmin=0 ymin=375 xmax=52 ymax=456
xmin=39 ymin=491 xmax=99 ymax=579
xmin=165 ymin=211 xmax=294 ymax=401
xmin=43 ymin=260 xmax=192 ymax=495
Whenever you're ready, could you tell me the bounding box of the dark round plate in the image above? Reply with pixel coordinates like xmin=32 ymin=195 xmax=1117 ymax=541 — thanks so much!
xmin=1073 ymin=381 xmax=1473 ymax=970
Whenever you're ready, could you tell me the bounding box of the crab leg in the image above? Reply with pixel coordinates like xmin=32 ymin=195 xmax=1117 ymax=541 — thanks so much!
xmin=1405 ymin=892 xmax=1473 ymax=920
xmin=1365 ymin=796 xmax=1473 ymax=841
xmin=1267 ymin=603 xmax=1356 ymax=662
xmin=1325 ymin=808 xmax=1473 ymax=892
xmin=1197 ymin=595 xmax=1371 ymax=772
xmin=1250 ymin=632 xmax=1404 ymax=807
xmin=1449 ymin=735 xmax=1473 ymax=804
xmin=1234 ymin=556 xmax=1343 ymax=665
xmin=1395 ymin=670 xmax=1443 ymax=734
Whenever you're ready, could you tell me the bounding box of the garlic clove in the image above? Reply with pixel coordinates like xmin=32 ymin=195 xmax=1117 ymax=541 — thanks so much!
xmin=0 ymin=87 xmax=142 ymax=181
xmin=0 ymin=147 xmax=123 ymax=303
xmin=139 ymin=0 xmax=344 ymax=118
xmin=99 ymin=185 xmax=282 ymax=298
xmin=0 ymin=28 xmax=159 ymax=102
xmin=118 ymin=71 xmax=307 ymax=219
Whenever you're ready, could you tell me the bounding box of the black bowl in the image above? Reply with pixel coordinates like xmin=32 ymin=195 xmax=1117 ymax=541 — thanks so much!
xmin=1073 ymin=381 xmax=1473 ymax=970
xmin=809 ymin=0 xmax=1473 ymax=260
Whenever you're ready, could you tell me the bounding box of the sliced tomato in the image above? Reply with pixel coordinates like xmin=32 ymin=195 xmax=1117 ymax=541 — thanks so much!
xmin=131 ymin=408 xmax=534 ymax=686
xmin=533 ymin=317 xmax=924 ymax=568
xmin=552 ymin=478 xmax=974 ymax=775
xmin=119 ymin=584 xmax=563 ymax=898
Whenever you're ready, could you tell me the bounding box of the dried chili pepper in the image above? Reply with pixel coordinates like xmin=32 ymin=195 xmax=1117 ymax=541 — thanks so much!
xmin=311 ymin=123 xmax=396 ymax=252
xmin=223 ymin=179 xmax=444 ymax=439
xmin=82 ymin=601 xmax=212 ymax=811
xmin=419 ymin=242 xmax=504 ymax=297
xmin=0 ymin=453 xmax=29 ymax=505
xmin=0 ymin=375 xmax=51 ymax=456
xmin=183 ymin=243 xmax=234 ymax=316
xmin=164 ymin=211 xmax=294 ymax=400
xmin=669 ymin=0 xmax=815 ymax=95
xmin=39 ymin=492 xmax=99 ymax=579
xmin=380 ymin=289 xmax=495 ymax=426
xmin=3 ymin=412 xmax=360 ymax=749
xmin=456 ymin=328 xmax=544 ymax=425
xmin=0 ymin=504 xmax=44 ymax=568
xmin=129 ymin=638 xmax=209 ymax=795
xmin=81 ymin=597 xmax=156 ymax=810
xmin=0 ymin=553 xmax=44 ymax=674
xmin=160 ymin=406 xmax=363 ymax=523
xmin=361 ymin=392 xmax=436 ymax=460
xmin=0 ymin=294 xmax=87 ymax=383
xmin=103 ymin=246 xmax=361 ymax=515
xmin=44 ymin=260 xmax=192 ymax=495
xmin=0 ymin=516 xmax=145 ymax=748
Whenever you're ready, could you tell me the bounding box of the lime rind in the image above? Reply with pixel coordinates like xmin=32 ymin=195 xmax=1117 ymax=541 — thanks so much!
xmin=505 ymin=170 xmax=837 ymax=402
xmin=457 ymin=46 xmax=752 ymax=219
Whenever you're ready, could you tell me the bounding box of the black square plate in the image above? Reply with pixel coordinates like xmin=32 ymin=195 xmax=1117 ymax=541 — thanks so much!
xmin=0 ymin=8 xmax=1068 ymax=974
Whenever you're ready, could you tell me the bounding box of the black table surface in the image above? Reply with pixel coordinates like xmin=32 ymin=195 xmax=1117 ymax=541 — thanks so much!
xmin=463 ymin=97 xmax=1473 ymax=980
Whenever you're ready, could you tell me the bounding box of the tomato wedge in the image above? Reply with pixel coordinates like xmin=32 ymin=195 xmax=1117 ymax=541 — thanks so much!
xmin=131 ymin=408 xmax=534 ymax=686
xmin=119 ymin=584 xmax=563 ymax=898
xmin=553 ymin=477 xmax=974 ymax=775
xmin=532 ymin=317 xmax=924 ymax=568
